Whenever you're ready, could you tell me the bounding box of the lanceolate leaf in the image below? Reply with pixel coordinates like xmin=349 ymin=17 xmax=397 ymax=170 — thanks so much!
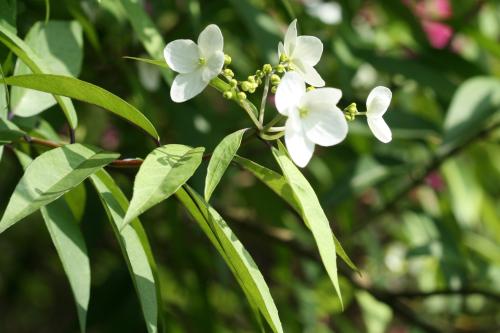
xmin=0 ymin=117 xmax=25 ymax=144
xmin=15 ymin=150 xmax=90 ymax=333
xmin=90 ymin=169 xmax=160 ymax=333
xmin=176 ymin=185 xmax=284 ymax=333
xmin=2 ymin=74 xmax=160 ymax=140
xmin=272 ymin=142 xmax=343 ymax=306
xmin=124 ymin=144 xmax=204 ymax=226
xmin=11 ymin=21 xmax=83 ymax=118
xmin=234 ymin=155 xmax=359 ymax=272
xmin=0 ymin=143 xmax=119 ymax=233
xmin=0 ymin=23 xmax=78 ymax=128
xmin=205 ymin=129 xmax=247 ymax=201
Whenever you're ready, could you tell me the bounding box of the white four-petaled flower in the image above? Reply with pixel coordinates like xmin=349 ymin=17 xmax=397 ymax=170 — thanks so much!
xmin=366 ymin=86 xmax=392 ymax=143
xmin=164 ymin=24 xmax=224 ymax=103
xmin=278 ymin=19 xmax=325 ymax=87
xmin=275 ymin=72 xmax=347 ymax=167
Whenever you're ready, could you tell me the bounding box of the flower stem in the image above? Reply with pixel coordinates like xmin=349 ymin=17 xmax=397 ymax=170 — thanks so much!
xmin=262 ymin=114 xmax=285 ymax=132
xmin=259 ymin=74 xmax=271 ymax=125
xmin=267 ymin=126 xmax=285 ymax=132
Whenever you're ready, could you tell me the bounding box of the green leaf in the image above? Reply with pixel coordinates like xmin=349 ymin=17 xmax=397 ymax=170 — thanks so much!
xmin=0 ymin=143 xmax=119 ymax=233
xmin=2 ymin=74 xmax=160 ymax=140
xmin=0 ymin=23 xmax=78 ymax=128
xmin=272 ymin=142 xmax=343 ymax=306
xmin=443 ymin=77 xmax=500 ymax=149
xmin=234 ymin=155 xmax=359 ymax=272
xmin=124 ymin=56 xmax=168 ymax=69
xmin=0 ymin=0 xmax=17 ymax=34
xmin=118 ymin=0 xmax=172 ymax=84
xmin=11 ymin=21 xmax=83 ymax=118
xmin=124 ymin=144 xmax=204 ymax=226
xmin=14 ymin=149 xmax=90 ymax=333
xmin=205 ymin=129 xmax=247 ymax=201
xmin=176 ymin=185 xmax=283 ymax=333
xmin=90 ymin=169 xmax=160 ymax=333
xmin=0 ymin=117 xmax=25 ymax=144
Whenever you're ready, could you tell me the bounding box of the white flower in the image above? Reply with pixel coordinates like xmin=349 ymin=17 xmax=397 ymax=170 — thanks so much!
xmin=164 ymin=24 xmax=224 ymax=103
xmin=275 ymin=71 xmax=347 ymax=167
xmin=278 ymin=19 xmax=325 ymax=87
xmin=366 ymin=86 xmax=392 ymax=143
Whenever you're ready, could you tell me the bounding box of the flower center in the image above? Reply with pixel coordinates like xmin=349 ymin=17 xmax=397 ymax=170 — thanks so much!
xmin=298 ymin=107 xmax=309 ymax=118
xmin=198 ymin=57 xmax=206 ymax=65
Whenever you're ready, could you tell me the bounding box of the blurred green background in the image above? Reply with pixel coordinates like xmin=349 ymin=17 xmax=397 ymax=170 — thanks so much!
xmin=1 ymin=0 xmax=500 ymax=332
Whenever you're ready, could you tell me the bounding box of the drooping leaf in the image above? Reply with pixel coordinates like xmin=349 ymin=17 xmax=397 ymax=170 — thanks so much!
xmin=234 ymin=155 xmax=358 ymax=272
xmin=124 ymin=144 xmax=204 ymax=226
xmin=443 ymin=77 xmax=500 ymax=149
xmin=90 ymin=169 xmax=160 ymax=333
xmin=11 ymin=21 xmax=83 ymax=118
xmin=176 ymin=185 xmax=284 ymax=333
xmin=118 ymin=0 xmax=172 ymax=84
xmin=2 ymin=74 xmax=160 ymax=140
xmin=272 ymin=142 xmax=343 ymax=306
xmin=124 ymin=56 xmax=168 ymax=69
xmin=0 ymin=143 xmax=119 ymax=233
xmin=0 ymin=117 xmax=25 ymax=144
xmin=205 ymin=129 xmax=247 ymax=201
xmin=14 ymin=149 xmax=90 ymax=333
xmin=0 ymin=23 xmax=78 ymax=128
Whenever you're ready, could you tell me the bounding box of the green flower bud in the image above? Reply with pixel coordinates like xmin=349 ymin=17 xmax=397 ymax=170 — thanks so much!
xmin=230 ymin=79 xmax=238 ymax=87
xmin=276 ymin=64 xmax=285 ymax=73
xmin=223 ymin=68 xmax=234 ymax=77
xmin=262 ymin=64 xmax=273 ymax=74
xmin=279 ymin=53 xmax=288 ymax=62
xmin=255 ymin=70 xmax=263 ymax=78
xmin=287 ymin=63 xmax=296 ymax=71
xmin=241 ymin=81 xmax=252 ymax=91
xmin=344 ymin=102 xmax=358 ymax=115
xmin=271 ymin=86 xmax=277 ymax=94
xmin=248 ymin=87 xmax=256 ymax=94
xmin=223 ymin=91 xmax=233 ymax=99
xmin=271 ymin=74 xmax=280 ymax=85
xmin=248 ymin=75 xmax=256 ymax=83
xmin=224 ymin=54 xmax=232 ymax=65
xmin=238 ymin=92 xmax=247 ymax=100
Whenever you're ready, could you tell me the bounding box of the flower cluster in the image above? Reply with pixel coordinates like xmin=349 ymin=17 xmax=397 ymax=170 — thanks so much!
xmin=164 ymin=20 xmax=392 ymax=167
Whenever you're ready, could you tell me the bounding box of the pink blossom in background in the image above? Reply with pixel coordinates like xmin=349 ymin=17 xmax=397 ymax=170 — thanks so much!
xmin=425 ymin=171 xmax=445 ymax=192
xmin=404 ymin=0 xmax=454 ymax=49
xmin=101 ymin=125 xmax=121 ymax=151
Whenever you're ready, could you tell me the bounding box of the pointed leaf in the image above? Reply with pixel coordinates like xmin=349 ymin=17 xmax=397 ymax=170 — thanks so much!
xmin=124 ymin=144 xmax=204 ymax=226
xmin=0 ymin=143 xmax=119 ymax=233
xmin=15 ymin=149 xmax=90 ymax=333
xmin=90 ymin=169 xmax=159 ymax=333
xmin=176 ymin=185 xmax=283 ymax=333
xmin=0 ymin=117 xmax=25 ymax=144
xmin=272 ymin=142 xmax=343 ymax=306
xmin=234 ymin=155 xmax=358 ymax=272
xmin=0 ymin=23 xmax=78 ymax=128
xmin=2 ymin=74 xmax=159 ymax=140
xmin=205 ymin=129 xmax=247 ymax=201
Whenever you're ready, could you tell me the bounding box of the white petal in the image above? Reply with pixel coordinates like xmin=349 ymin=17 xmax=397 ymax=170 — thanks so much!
xmin=366 ymin=86 xmax=392 ymax=117
xmin=368 ymin=117 xmax=392 ymax=143
xmin=202 ymin=51 xmax=224 ymax=81
xmin=300 ymin=87 xmax=342 ymax=109
xmin=163 ymin=39 xmax=199 ymax=73
xmin=170 ymin=70 xmax=208 ymax=103
xmin=197 ymin=24 xmax=223 ymax=57
xmin=294 ymin=60 xmax=325 ymax=87
xmin=285 ymin=112 xmax=315 ymax=168
xmin=293 ymin=36 xmax=323 ymax=66
xmin=278 ymin=41 xmax=285 ymax=58
xmin=275 ymin=71 xmax=305 ymax=116
xmin=302 ymin=105 xmax=348 ymax=146
xmin=284 ymin=19 xmax=298 ymax=56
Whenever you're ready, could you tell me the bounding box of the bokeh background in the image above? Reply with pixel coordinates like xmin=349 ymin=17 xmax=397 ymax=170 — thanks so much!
xmin=1 ymin=0 xmax=500 ymax=332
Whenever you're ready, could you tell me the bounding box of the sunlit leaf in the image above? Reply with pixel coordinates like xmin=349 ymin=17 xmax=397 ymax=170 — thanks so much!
xmin=15 ymin=150 xmax=90 ymax=333
xmin=176 ymin=185 xmax=284 ymax=333
xmin=2 ymin=74 xmax=160 ymax=140
xmin=272 ymin=141 xmax=343 ymax=306
xmin=0 ymin=117 xmax=25 ymax=144
xmin=0 ymin=23 xmax=78 ymax=128
xmin=0 ymin=143 xmax=118 ymax=233
xmin=124 ymin=144 xmax=204 ymax=226
xmin=205 ymin=129 xmax=247 ymax=201
xmin=90 ymin=169 xmax=160 ymax=333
